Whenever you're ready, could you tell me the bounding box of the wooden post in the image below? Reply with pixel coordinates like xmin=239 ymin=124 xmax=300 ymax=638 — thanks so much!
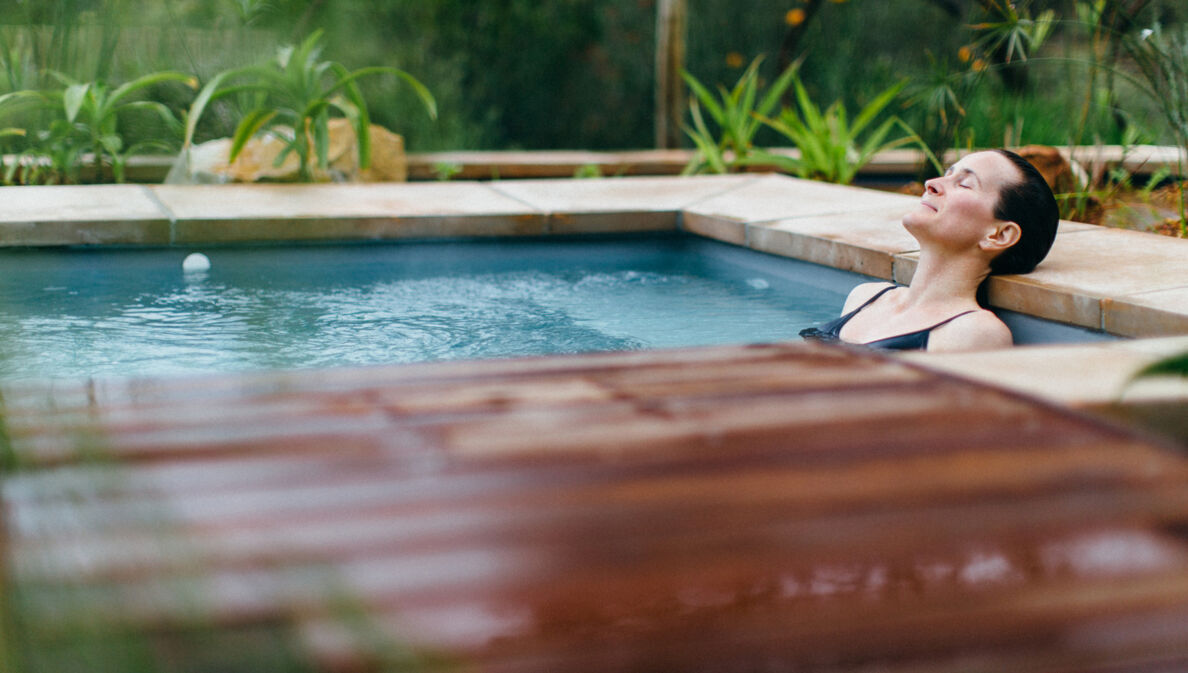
xmin=655 ymin=0 xmax=687 ymax=149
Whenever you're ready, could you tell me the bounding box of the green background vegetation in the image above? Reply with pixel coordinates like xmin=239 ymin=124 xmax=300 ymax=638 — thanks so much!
xmin=0 ymin=0 xmax=1184 ymax=155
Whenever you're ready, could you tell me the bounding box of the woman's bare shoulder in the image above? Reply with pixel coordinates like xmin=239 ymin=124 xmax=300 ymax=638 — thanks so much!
xmin=927 ymin=309 xmax=1013 ymax=352
xmin=842 ymin=282 xmax=896 ymax=313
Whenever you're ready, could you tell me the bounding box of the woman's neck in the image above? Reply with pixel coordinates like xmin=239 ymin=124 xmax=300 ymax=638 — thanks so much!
xmin=903 ymin=248 xmax=989 ymax=308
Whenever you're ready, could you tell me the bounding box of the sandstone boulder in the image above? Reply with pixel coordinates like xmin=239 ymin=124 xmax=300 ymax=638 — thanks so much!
xmin=1015 ymin=144 xmax=1088 ymax=194
xmin=168 ymin=118 xmax=407 ymax=183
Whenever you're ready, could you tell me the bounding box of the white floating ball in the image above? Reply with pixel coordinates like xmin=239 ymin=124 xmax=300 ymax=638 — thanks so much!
xmin=182 ymin=252 xmax=211 ymax=273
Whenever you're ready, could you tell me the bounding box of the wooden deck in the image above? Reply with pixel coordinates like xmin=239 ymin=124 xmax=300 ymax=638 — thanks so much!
xmin=4 ymin=341 xmax=1188 ymax=672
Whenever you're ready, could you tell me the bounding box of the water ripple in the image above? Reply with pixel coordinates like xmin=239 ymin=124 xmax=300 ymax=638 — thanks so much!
xmin=0 ymin=243 xmax=845 ymax=381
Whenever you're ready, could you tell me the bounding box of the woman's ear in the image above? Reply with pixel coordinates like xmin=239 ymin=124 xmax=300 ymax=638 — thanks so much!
xmin=981 ymin=221 xmax=1022 ymax=253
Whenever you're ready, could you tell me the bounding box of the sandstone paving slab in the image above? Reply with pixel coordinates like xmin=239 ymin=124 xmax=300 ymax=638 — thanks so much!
xmin=0 ymin=184 xmax=170 ymax=246
xmin=748 ymin=206 xmax=920 ymax=280
xmin=490 ymin=174 xmax=755 ymax=214
xmin=1023 ymin=226 xmax=1188 ymax=297
xmin=151 ymin=182 xmax=547 ymax=243
xmin=899 ymin=336 xmax=1188 ymax=407
xmin=683 ymin=174 xmax=918 ymax=225
xmin=1104 ymin=287 xmax=1188 ymax=337
xmin=985 ymin=274 xmax=1107 ymax=329
xmin=490 ymin=174 xmax=757 ymax=235
xmin=989 ymin=227 xmax=1188 ymax=331
xmin=541 ymin=210 xmax=678 ymax=234
xmin=681 ymin=212 xmax=749 ymax=245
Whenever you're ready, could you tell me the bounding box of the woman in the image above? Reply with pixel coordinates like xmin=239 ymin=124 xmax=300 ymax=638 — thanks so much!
xmin=800 ymin=148 xmax=1059 ymax=352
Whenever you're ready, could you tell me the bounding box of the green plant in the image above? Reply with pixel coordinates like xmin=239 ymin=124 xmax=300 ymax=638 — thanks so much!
xmin=1120 ymin=21 xmax=1188 ymax=236
xmin=1071 ymin=0 xmax=1156 ymax=144
xmin=1109 ymin=126 xmax=1172 ymax=199
xmin=0 ymin=71 xmax=194 ymax=184
xmin=573 ymin=162 xmax=604 ymax=179
xmin=181 ymin=30 xmax=437 ymax=183
xmin=433 ymin=161 xmax=462 ymax=181
xmin=969 ymin=1 xmax=1055 ymax=71
xmin=0 ymin=32 xmax=37 ymax=94
xmin=230 ymin=0 xmax=276 ymax=25
xmin=1133 ymin=352 xmax=1188 ymax=380
xmin=680 ymin=56 xmax=799 ymax=175
xmin=748 ymin=74 xmax=940 ymax=185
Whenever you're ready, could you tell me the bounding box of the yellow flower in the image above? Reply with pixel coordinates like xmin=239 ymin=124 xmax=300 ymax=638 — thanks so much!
xmin=958 ymin=46 xmax=972 ymax=63
xmin=972 ymin=58 xmax=988 ymax=72
xmin=785 ymin=8 xmax=806 ymax=26
xmin=726 ymin=52 xmax=745 ymax=68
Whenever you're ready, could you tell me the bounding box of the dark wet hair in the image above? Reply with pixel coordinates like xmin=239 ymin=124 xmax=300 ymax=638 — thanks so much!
xmin=987 ymin=148 xmax=1060 ymax=275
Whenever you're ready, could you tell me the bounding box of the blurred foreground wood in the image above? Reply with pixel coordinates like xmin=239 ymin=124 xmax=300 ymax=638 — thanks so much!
xmin=4 ymin=341 xmax=1188 ymax=672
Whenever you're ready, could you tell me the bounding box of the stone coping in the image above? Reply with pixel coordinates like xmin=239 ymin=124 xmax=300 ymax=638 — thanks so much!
xmin=900 ymin=336 xmax=1188 ymax=445
xmin=1 ymin=173 xmax=1185 ymax=339
xmin=901 ymin=336 xmax=1188 ymax=405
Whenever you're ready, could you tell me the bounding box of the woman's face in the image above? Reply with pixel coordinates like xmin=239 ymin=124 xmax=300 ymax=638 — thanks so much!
xmin=902 ymin=151 xmax=1021 ymax=249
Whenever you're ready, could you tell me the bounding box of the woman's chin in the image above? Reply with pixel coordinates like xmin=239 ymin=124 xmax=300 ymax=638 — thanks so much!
xmin=901 ymin=212 xmax=926 ymax=233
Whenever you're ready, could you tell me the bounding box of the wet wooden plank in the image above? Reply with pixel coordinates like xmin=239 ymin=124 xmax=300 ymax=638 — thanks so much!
xmin=4 ymin=341 xmax=1188 ymax=672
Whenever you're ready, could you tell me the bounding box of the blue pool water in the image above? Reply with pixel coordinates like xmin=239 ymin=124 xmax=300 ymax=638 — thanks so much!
xmin=0 ymin=235 xmax=876 ymax=381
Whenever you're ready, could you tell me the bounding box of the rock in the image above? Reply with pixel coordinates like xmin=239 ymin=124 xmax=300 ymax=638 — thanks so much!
xmin=898 ymin=181 xmax=925 ymax=196
xmin=331 ymin=119 xmax=408 ymax=182
xmin=169 ymin=118 xmax=407 ymax=183
xmin=1015 ymin=145 xmax=1088 ymax=194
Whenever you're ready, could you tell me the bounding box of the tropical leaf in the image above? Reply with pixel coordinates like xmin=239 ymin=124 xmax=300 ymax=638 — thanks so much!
xmin=182 ymin=32 xmax=435 ymax=182
xmin=229 ymin=108 xmax=278 ymax=162
xmin=679 ymin=56 xmax=798 ymax=174
xmin=850 ymin=80 xmax=906 ymax=138
xmin=740 ymin=149 xmax=803 ymax=175
xmin=682 ymin=99 xmax=727 ymax=175
xmin=331 ymin=84 xmax=370 ymax=170
xmin=108 ymin=72 xmax=195 ymax=109
xmin=120 ymin=100 xmax=185 ymax=137
xmin=63 ymin=83 xmax=88 ymax=123
xmin=754 ymin=73 xmax=927 ymax=185
xmin=183 ymin=68 xmax=250 ymax=148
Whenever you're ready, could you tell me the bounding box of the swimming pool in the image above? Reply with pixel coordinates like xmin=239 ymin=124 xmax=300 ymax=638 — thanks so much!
xmin=0 ymin=235 xmax=840 ymax=381
xmin=0 ymin=234 xmax=1113 ymax=382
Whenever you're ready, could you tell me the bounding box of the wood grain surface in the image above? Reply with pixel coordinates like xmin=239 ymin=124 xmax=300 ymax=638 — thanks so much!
xmin=4 ymin=341 xmax=1188 ymax=672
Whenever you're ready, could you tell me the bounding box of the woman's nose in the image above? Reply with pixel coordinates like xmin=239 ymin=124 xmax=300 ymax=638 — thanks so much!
xmin=924 ymin=177 xmax=941 ymax=194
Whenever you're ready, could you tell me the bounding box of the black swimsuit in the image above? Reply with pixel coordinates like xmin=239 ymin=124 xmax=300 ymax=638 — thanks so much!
xmin=799 ymin=285 xmax=976 ymax=351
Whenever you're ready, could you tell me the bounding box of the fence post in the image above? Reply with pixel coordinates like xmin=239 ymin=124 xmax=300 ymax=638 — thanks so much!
xmin=655 ymin=0 xmax=687 ymax=149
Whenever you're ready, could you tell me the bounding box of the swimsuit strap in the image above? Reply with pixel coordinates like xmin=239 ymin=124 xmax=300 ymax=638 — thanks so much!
xmin=919 ymin=309 xmax=978 ymax=332
xmin=849 ymin=284 xmax=898 ymax=315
